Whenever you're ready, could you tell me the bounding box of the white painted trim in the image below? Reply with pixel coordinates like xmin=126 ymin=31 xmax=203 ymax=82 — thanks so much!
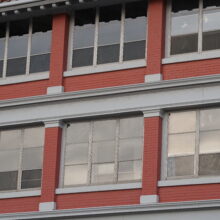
xmin=163 ymin=50 xmax=220 ymax=64
xmin=0 ymin=0 xmax=42 ymax=8
xmin=44 ymin=120 xmax=64 ymax=128
xmin=47 ymin=86 xmax=64 ymax=95
xmin=0 ymin=190 xmax=40 ymax=199
xmin=56 ymin=182 xmax=142 ymax=194
xmin=39 ymin=202 xmax=56 ymax=211
xmin=0 ymin=72 xmax=49 ymax=85
xmin=145 ymin=73 xmax=162 ymax=83
xmin=143 ymin=110 xmax=163 ymax=118
xmin=140 ymin=195 xmax=159 ymax=204
xmin=64 ymin=60 xmax=146 ymax=77
xmin=158 ymin=176 xmax=220 ymax=187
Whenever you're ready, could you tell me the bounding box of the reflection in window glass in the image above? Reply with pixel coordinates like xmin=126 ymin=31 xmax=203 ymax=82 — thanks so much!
xmin=63 ymin=116 xmax=143 ymax=187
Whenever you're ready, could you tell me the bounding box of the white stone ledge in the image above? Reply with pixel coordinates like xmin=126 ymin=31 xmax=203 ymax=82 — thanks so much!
xmin=56 ymin=182 xmax=142 ymax=194
xmin=0 ymin=190 xmax=41 ymax=199
xmin=158 ymin=176 xmax=220 ymax=187
xmin=64 ymin=60 xmax=146 ymax=77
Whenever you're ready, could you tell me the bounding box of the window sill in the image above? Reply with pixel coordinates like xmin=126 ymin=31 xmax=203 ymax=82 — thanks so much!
xmin=64 ymin=60 xmax=146 ymax=77
xmin=56 ymin=182 xmax=142 ymax=194
xmin=0 ymin=71 xmax=49 ymax=85
xmin=162 ymin=50 xmax=220 ymax=64
xmin=0 ymin=189 xmax=41 ymax=199
xmin=158 ymin=176 xmax=220 ymax=187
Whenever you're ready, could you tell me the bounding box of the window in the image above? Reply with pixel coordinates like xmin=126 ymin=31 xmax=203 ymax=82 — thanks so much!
xmin=0 ymin=15 xmax=52 ymax=78
xmin=167 ymin=0 xmax=220 ymax=56
xmin=0 ymin=126 xmax=45 ymax=191
xmin=167 ymin=108 xmax=220 ymax=179
xmin=61 ymin=115 xmax=143 ymax=187
xmin=69 ymin=0 xmax=147 ymax=69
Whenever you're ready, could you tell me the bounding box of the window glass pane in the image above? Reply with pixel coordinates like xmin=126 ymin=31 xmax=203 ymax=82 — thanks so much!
xmin=93 ymin=119 xmax=116 ymax=141
xmin=171 ymin=0 xmax=199 ymax=55
xmin=0 ymin=129 xmax=22 ymax=149
xmin=65 ymin=143 xmax=89 ymax=165
xmin=0 ymin=171 xmax=18 ymax=191
xmin=118 ymin=160 xmax=142 ymax=181
xmin=29 ymin=54 xmax=50 ymax=73
xmin=199 ymin=153 xmax=220 ymax=176
xmin=124 ymin=0 xmax=147 ymax=42
xmin=66 ymin=122 xmax=90 ymax=144
xmin=200 ymin=108 xmax=220 ymax=130
xmin=98 ymin=5 xmax=121 ymax=46
xmin=0 ymin=150 xmax=20 ymax=172
xmin=73 ymin=9 xmax=96 ymax=49
xmin=123 ymin=41 xmax=146 ymax=61
xmin=91 ymin=163 xmax=114 ymax=184
xmin=6 ymin=57 xmax=26 ymax=76
xmin=21 ymin=169 xmax=41 ymax=189
xmin=92 ymin=141 xmax=115 ymax=163
xmin=8 ymin=19 xmax=29 ymax=58
xmin=97 ymin=44 xmax=120 ymax=64
xmin=72 ymin=48 xmax=94 ymax=68
xmin=31 ymin=16 xmax=52 ymax=55
xmin=168 ymin=133 xmax=196 ymax=156
xmin=203 ymin=0 xmax=220 ymax=8
xmin=119 ymin=116 xmax=143 ymax=138
xmin=0 ymin=23 xmax=6 ymax=60
xmin=64 ymin=165 xmax=88 ymax=186
xmin=119 ymin=138 xmax=143 ymax=161
xmin=0 ymin=60 xmax=3 ymax=78
xmin=167 ymin=155 xmax=194 ymax=177
xmin=23 ymin=126 xmax=44 ymax=148
xmin=168 ymin=111 xmax=196 ymax=134
xmin=200 ymin=130 xmax=220 ymax=154
xmin=22 ymin=148 xmax=43 ymax=170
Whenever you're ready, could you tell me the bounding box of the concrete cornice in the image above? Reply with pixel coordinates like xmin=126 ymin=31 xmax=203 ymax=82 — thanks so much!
xmin=1 ymin=74 xmax=220 ymax=109
xmin=1 ymin=199 xmax=220 ymax=219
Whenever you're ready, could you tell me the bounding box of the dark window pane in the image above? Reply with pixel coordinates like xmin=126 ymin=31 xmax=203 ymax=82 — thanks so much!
xmin=199 ymin=153 xmax=220 ymax=176
xmin=0 ymin=171 xmax=18 ymax=191
xmin=0 ymin=60 xmax=3 ymax=78
xmin=32 ymin=15 xmax=52 ymax=33
xmin=168 ymin=156 xmax=194 ymax=177
xmin=123 ymin=41 xmax=145 ymax=61
xmin=30 ymin=54 xmax=50 ymax=73
xmin=6 ymin=57 xmax=26 ymax=76
xmin=72 ymin=48 xmax=93 ymax=67
xmin=125 ymin=0 xmax=147 ymax=18
xmin=171 ymin=34 xmax=198 ymax=55
xmin=203 ymin=31 xmax=220 ymax=52
xmin=97 ymin=44 xmax=119 ymax=64
xmin=21 ymin=169 xmax=41 ymax=189
xmin=0 ymin=23 xmax=6 ymax=60
xmin=204 ymin=0 xmax=220 ymax=8
xmin=99 ymin=5 xmax=121 ymax=22
xmin=172 ymin=0 xmax=199 ymax=13
xmin=9 ymin=19 xmax=29 ymax=37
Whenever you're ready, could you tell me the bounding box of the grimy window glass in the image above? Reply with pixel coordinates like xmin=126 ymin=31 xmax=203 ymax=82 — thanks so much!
xmin=169 ymin=0 xmax=220 ymax=56
xmin=63 ymin=115 xmax=143 ymax=187
xmin=0 ymin=126 xmax=44 ymax=191
xmin=70 ymin=0 xmax=148 ymax=68
xmin=167 ymin=108 xmax=220 ymax=179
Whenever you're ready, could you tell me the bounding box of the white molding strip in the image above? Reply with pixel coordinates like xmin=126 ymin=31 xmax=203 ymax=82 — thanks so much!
xmin=64 ymin=60 xmax=146 ymax=77
xmin=158 ymin=176 xmax=220 ymax=187
xmin=143 ymin=109 xmax=163 ymax=118
xmin=56 ymin=183 xmax=142 ymax=194
xmin=140 ymin=195 xmax=159 ymax=204
xmin=44 ymin=120 xmax=64 ymax=128
xmin=47 ymin=86 xmax=64 ymax=95
xmin=39 ymin=202 xmax=56 ymax=212
xmin=0 ymin=72 xmax=49 ymax=85
xmin=0 ymin=190 xmax=40 ymax=199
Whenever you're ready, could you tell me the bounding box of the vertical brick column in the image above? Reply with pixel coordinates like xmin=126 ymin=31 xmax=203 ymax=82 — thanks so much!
xmin=140 ymin=110 xmax=163 ymax=204
xmin=47 ymin=14 xmax=69 ymax=95
xmin=39 ymin=121 xmax=64 ymax=211
xmin=145 ymin=0 xmax=165 ymax=83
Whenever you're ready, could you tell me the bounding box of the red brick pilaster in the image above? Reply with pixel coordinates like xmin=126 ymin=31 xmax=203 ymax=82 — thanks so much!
xmin=39 ymin=121 xmax=63 ymax=211
xmin=141 ymin=110 xmax=163 ymax=204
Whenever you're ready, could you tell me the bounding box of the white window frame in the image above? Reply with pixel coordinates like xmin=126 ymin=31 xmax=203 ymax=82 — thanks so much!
xmin=0 ymin=17 xmax=51 ymax=80
xmin=65 ymin=0 xmax=147 ymax=77
xmin=164 ymin=0 xmax=220 ymax=64
xmin=59 ymin=116 xmax=144 ymax=188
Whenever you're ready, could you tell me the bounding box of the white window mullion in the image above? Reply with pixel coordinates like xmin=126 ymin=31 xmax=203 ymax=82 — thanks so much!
xmin=26 ymin=18 xmax=32 ymax=75
xmin=3 ymin=22 xmax=9 ymax=79
xmin=93 ymin=7 xmax=99 ymax=66
xmin=194 ymin=110 xmax=200 ymax=177
xmin=198 ymin=0 xmax=203 ymax=53
xmin=114 ymin=119 xmax=120 ymax=183
xmin=119 ymin=4 xmax=125 ymax=63
xmin=87 ymin=121 xmax=93 ymax=185
xmin=68 ymin=15 xmax=75 ymax=70
xmin=17 ymin=129 xmax=24 ymax=190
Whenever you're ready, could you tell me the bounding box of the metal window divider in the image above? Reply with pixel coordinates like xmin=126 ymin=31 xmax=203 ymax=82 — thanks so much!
xmin=2 ymin=22 xmax=9 ymax=78
xmin=26 ymin=18 xmax=32 ymax=75
xmin=194 ymin=110 xmax=200 ymax=177
xmin=114 ymin=119 xmax=120 ymax=183
xmin=87 ymin=121 xmax=93 ymax=184
xmin=93 ymin=7 xmax=99 ymax=66
xmin=198 ymin=0 xmax=203 ymax=53
xmin=119 ymin=3 xmax=125 ymax=63
xmin=17 ymin=128 xmax=24 ymax=190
